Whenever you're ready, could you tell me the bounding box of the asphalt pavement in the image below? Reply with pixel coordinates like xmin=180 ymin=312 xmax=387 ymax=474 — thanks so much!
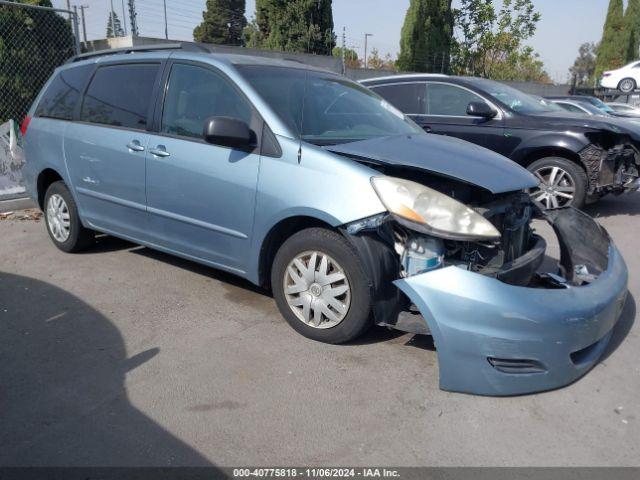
xmin=0 ymin=194 xmax=639 ymax=466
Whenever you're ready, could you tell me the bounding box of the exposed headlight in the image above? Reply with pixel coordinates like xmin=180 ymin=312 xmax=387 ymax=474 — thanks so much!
xmin=371 ymin=176 xmax=501 ymax=241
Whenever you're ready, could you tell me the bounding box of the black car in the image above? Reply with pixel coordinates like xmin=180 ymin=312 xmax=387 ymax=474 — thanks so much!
xmin=361 ymin=75 xmax=640 ymax=208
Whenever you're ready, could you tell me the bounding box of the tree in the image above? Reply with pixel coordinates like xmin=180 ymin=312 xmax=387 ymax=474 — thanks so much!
xmin=332 ymin=46 xmax=361 ymax=68
xmin=490 ymin=46 xmax=550 ymax=83
xmin=194 ymin=0 xmax=247 ymax=45
xmin=106 ymin=10 xmax=125 ymax=38
xmin=569 ymin=42 xmax=598 ymax=85
xmin=595 ymin=0 xmax=626 ymax=78
xmin=451 ymin=0 xmax=546 ymax=81
xmin=366 ymin=48 xmax=397 ymax=71
xmin=254 ymin=0 xmax=335 ymax=54
xmin=625 ymin=0 xmax=640 ymax=62
xmin=0 ymin=0 xmax=75 ymax=123
xmin=243 ymin=18 xmax=263 ymax=48
xmin=396 ymin=0 xmax=454 ymax=72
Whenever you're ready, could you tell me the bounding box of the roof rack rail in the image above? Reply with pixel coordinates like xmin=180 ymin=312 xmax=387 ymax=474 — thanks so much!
xmin=67 ymin=42 xmax=210 ymax=63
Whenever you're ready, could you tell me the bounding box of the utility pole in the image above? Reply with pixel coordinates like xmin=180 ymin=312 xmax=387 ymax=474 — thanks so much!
xmin=66 ymin=0 xmax=71 ymax=21
xmin=364 ymin=33 xmax=373 ymax=69
xmin=127 ymin=0 xmax=139 ymax=38
xmin=121 ymin=0 xmax=128 ymax=36
xmin=163 ymin=0 xmax=168 ymax=40
xmin=341 ymin=26 xmax=346 ymax=75
xmin=109 ymin=0 xmax=117 ymax=38
xmin=79 ymin=5 xmax=89 ymax=43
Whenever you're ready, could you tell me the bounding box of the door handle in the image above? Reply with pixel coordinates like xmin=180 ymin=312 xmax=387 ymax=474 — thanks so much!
xmin=149 ymin=146 xmax=170 ymax=158
xmin=127 ymin=140 xmax=145 ymax=152
xmin=423 ymin=126 xmax=433 ymax=133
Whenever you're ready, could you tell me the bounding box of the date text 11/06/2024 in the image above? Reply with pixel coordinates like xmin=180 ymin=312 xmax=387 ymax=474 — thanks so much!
xmin=233 ymin=468 xmax=401 ymax=478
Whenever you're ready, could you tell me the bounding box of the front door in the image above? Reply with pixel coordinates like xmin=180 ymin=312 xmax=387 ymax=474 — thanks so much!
xmin=64 ymin=62 xmax=161 ymax=239
xmin=145 ymin=62 xmax=261 ymax=274
xmin=414 ymin=82 xmax=507 ymax=154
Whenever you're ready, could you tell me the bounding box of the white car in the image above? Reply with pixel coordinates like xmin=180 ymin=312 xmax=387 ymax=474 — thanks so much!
xmin=606 ymin=102 xmax=640 ymax=116
xmin=601 ymin=60 xmax=640 ymax=93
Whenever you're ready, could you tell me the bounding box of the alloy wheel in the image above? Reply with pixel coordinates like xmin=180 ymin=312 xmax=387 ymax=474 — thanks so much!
xmin=46 ymin=193 xmax=71 ymax=242
xmin=620 ymin=79 xmax=635 ymax=93
xmin=283 ymin=250 xmax=351 ymax=329
xmin=530 ymin=166 xmax=576 ymax=209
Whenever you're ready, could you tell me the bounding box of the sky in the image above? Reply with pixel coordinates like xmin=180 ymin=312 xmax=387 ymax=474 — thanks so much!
xmin=51 ymin=0 xmax=615 ymax=83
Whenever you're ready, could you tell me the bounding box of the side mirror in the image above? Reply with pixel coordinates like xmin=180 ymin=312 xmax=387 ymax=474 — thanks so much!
xmin=467 ymin=101 xmax=497 ymax=119
xmin=203 ymin=117 xmax=255 ymax=149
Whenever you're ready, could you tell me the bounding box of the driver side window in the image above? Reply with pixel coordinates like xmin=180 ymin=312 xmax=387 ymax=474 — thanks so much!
xmin=426 ymin=83 xmax=485 ymax=116
xmin=161 ymin=63 xmax=252 ymax=140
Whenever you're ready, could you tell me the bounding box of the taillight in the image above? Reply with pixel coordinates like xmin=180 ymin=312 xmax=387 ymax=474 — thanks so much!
xmin=603 ymin=72 xmax=612 ymax=77
xmin=20 ymin=115 xmax=31 ymax=136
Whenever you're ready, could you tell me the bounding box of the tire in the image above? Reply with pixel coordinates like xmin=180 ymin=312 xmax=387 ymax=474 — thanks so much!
xmin=44 ymin=181 xmax=94 ymax=252
xmin=527 ymin=157 xmax=588 ymax=209
xmin=271 ymin=227 xmax=373 ymax=344
xmin=618 ymin=78 xmax=636 ymax=94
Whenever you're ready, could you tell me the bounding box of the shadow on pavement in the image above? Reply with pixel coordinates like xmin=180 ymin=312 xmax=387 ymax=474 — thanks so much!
xmin=0 ymin=272 xmax=218 ymax=467
xmin=79 ymin=233 xmax=137 ymax=254
xmin=132 ymin=246 xmax=268 ymax=296
xmin=583 ymin=192 xmax=640 ymax=218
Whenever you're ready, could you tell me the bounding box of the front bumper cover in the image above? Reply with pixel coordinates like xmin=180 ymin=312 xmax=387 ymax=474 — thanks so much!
xmin=394 ymin=209 xmax=628 ymax=396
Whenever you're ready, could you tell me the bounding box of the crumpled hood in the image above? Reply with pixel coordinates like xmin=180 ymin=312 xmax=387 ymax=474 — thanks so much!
xmin=325 ymin=133 xmax=538 ymax=194
xmin=529 ymin=111 xmax=630 ymax=133
xmin=529 ymin=111 xmax=640 ymax=141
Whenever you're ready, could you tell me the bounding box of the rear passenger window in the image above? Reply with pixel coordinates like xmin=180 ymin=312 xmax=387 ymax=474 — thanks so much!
xmin=81 ymin=64 xmax=159 ymax=130
xmin=161 ymin=63 xmax=252 ymax=140
xmin=35 ymin=65 xmax=92 ymax=120
xmin=426 ymin=83 xmax=485 ymax=116
xmin=371 ymin=83 xmax=425 ymax=114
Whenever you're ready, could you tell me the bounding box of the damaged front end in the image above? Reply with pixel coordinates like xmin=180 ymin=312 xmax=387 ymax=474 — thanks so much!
xmin=344 ymin=179 xmax=628 ymax=396
xmin=581 ymin=132 xmax=640 ymax=199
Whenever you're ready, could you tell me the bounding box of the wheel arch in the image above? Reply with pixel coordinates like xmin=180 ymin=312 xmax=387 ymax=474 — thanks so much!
xmin=36 ymin=168 xmax=64 ymax=210
xmin=257 ymin=215 xmax=336 ymax=289
xmin=618 ymin=77 xmax=637 ymax=92
xmin=521 ymin=147 xmax=587 ymax=173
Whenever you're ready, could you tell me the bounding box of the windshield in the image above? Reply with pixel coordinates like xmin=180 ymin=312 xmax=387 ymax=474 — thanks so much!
xmin=574 ymin=101 xmax=606 ymax=115
xmin=586 ymin=97 xmax=615 ymax=114
xmin=237 ymin=65 xmax=423 ymax=145
xmin=465 ymin=78 xmax=553 ymax=114
xmin=532 ymin=96 xmax=564 ymax=111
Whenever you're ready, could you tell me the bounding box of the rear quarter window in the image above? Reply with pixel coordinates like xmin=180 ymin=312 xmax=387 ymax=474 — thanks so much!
xmin=80 ymin=63 xmax=160 ymax=130
xmin=35 ymin=65 xmax=93 ymax=121
xmin=370 ymin=83 xmax=426 ymax=114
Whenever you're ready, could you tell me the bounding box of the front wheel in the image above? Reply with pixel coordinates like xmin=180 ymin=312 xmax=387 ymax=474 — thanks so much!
xmin=618 ymin=78 xmax=637 ymax=93
xmin=271 ymin=227 xmax=373 ymax=344
xmin=528 ymin=157 xmax=588 ymax=209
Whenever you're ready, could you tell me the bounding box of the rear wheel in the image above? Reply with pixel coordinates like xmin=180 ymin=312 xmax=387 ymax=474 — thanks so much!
xmin=44 ymin=181 xmax=94 ymax=252
xmin=271 ymin=227 xmax=372 ymax=344
xmin=618 ymin=78 xmax=636 ymax=93
xmin=528 ymin=157 xmax=587 ymax=209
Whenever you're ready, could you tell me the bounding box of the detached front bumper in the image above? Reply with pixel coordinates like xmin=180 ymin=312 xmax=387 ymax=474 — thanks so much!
xmin=394 ymin=209 xmax=628 ymax=396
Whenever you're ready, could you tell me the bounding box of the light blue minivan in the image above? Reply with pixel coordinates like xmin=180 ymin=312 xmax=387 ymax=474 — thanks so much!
xmin=22 ymin=44 xmax=628 ymax=395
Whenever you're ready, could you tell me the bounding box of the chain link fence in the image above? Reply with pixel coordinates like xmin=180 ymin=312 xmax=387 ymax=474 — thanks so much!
xmin=0 ymin=0 xmax=80 ymax=125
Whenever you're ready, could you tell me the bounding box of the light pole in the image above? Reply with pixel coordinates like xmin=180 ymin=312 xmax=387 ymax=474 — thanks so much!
xmin=79 ymin=4 xmax=89 ymax=43
xmin=121 ymin=0 xmax=128 ymax=35
xmin=109 ymin=0 xmax=116 ymax=38
xmin=163 ymin=0 xmax=168 ymax=40
xmin=364 ymin=33 xmax=373 ymax=69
